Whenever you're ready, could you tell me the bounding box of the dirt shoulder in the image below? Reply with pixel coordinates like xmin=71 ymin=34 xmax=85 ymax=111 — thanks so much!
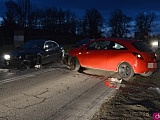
xmin=91 ymin=63 xmax=160 ymax=120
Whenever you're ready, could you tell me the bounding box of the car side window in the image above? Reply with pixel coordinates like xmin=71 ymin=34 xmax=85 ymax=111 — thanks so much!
xmin=108 ymin=42 xmax=127 ymax=50
xmin=44 ymin=42 xmax=56 ymax=51
xmin=87 ymin=40 xmax=110 ymax=50
xmin=52 ymin=42 xmax=59 ymax=47
xmin=115 ymin=43 xmax=127 ymax=50
xmin=45 ymin=42 xmax=53 ymax=49
xmin=97 ymin=41 xmax=110 ymax=49
xmin=87 ymin=42 xmax=98 ymax=50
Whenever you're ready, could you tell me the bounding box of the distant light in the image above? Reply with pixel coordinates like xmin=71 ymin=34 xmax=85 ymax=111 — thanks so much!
xmin=152 ymin=41 xmax=158 ymax=46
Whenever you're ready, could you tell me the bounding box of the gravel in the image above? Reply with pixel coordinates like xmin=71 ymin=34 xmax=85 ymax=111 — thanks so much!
xmin=91 ymin=63 xmax=160 ymax=120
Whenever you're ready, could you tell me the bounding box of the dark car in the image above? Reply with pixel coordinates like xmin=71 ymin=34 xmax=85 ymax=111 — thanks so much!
xmin=3 ymin=39 xmax=64 ymax=69
xmin=67 ymin=38 xmax=157 ymax=80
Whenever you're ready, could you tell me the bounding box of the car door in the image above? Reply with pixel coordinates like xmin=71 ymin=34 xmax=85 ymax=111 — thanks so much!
xmin=78 ymin=40 xmax=110 ymax=70
xmin=104 ymin=41 xmax=128 ymax=71
xmin=43 ymin=41 xmax=55 ymax=63
xmin=51 ymin=41 xmax=60 ymax=61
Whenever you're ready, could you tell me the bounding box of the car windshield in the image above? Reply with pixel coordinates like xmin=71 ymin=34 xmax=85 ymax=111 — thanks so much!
xmin=21 ymin=40 xmax=45 ymax=49
xmin=74 ymin=38 xmax=91 ymax=47
xmin=132 ymin=41 xmax=153 ymax=52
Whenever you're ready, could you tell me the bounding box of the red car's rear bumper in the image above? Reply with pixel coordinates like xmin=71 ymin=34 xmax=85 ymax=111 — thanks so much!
xmin=133 ymin=60 xmax=157 ymax=74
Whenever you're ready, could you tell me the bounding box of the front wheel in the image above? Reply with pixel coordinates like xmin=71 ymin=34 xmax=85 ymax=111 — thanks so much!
xmin=69 ymin=57 xmax=80 ymax=71
xmin=31 ymin=56 xmax=42 ymax=69
xmin=118 ymin=62 xmax=134 ymax=80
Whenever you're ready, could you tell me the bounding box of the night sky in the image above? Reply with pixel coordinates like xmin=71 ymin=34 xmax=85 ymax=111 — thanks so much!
xmin=0 ymin=0 xmax=160 ymax=19
xmin=32 ymin=0 xmax=160 ymax=19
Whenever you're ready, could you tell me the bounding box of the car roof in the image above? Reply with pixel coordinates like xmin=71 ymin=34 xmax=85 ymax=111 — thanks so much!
xmin=28 ymin=39 xmax=52 ymax=42
xmin=81 ymin=37 xmax=142 ymax=51
xmin=27 ymin=39 xmax=57 ymax=43
xmin=96 ymin=37 xmax=139 ymax=43
xmin=86 ymin=38 xmax=142 ymax=48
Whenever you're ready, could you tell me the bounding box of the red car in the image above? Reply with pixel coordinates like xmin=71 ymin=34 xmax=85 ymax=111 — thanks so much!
xmin=67 ymin=38 xmax=157 ymax=80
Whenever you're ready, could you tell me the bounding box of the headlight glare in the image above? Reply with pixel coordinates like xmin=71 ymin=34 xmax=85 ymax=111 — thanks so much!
xmin=4 ymin=54 xmax=11 ymax=60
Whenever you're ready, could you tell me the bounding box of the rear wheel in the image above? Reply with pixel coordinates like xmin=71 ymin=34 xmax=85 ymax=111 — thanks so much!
xmin=69 ymin=57 xmax=80 ymax=71
xmin=118 ymin=62 xmax=134 ymax=80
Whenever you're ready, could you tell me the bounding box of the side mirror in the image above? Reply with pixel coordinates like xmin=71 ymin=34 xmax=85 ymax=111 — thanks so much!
xmin=44 ymin=45 xmax=55 ymax=51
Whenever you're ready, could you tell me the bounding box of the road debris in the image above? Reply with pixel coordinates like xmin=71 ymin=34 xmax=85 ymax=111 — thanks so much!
xmin=105 ymin=77 xmax=123 ymax=89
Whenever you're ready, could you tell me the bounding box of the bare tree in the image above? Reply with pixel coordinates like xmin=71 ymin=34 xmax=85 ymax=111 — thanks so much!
xmin=41 ymin=8 xmax=78 ymax=35
xmin=108 ymin=9 xmax=132 ymax=38
xmin=1 ymin=0 xmax=22 ymax=38
xmin=83 ymin=8 xmax=104 ymax=38
xmin=2 ymin=0 xmax=20 ymax=27
xmin=3 ymin=0 xmax=33 ymax=29
xmin=135 ymin=12 xmax=156 ymax=39
xmin=16 ymin=0 xmax=32 ymax=28
xmin=64 ymin=10 xmax=78 ymax=35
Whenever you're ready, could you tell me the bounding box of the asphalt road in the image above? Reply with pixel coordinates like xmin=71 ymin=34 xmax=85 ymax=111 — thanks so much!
xmin=0 ymin=62 xmax=118 ymax=120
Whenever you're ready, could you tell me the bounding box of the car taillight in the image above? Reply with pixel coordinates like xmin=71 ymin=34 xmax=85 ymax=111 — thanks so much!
xmin=132 ymin=52 xmax=144 ymax=60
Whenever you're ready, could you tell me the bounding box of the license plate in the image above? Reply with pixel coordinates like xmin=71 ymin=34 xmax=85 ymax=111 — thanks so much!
xmin=148 ymin=63 xmax=157 ymax=68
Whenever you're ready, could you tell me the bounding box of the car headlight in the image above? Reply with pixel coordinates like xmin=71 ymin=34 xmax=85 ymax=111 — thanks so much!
xmin=4 ymin=54 xmax=11 ymax=60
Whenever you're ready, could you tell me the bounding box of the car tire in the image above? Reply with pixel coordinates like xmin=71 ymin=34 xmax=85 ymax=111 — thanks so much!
xmin=118 ymin=62 xmax=134 ymax=80
xmin=69 ymin=57 xmax=80 ymax=71
xmin=140 ymin=71 xmax=153 ymax=76
xmin=33 ymin=56 xmax=42 ymax=69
